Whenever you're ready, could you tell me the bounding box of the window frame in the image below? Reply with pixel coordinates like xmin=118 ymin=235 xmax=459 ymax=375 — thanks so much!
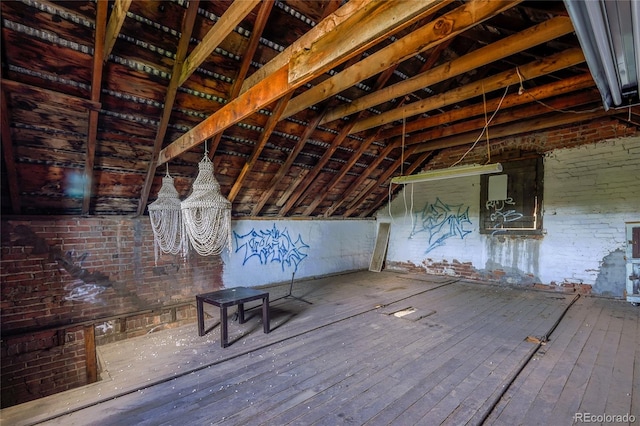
xmin=479 ymin=157 xmax=544 ymax=236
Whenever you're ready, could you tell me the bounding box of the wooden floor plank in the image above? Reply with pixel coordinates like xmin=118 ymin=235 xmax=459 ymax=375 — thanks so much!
xmin=604 ymin=304 xmax=638 ymax=417
xmin=2 ymin=271 xmax=637 ymax=426
xmin=390 ymin=293 xmax=567 ymax=425
xmin=485 ymin=295 xmax=600 ymax=425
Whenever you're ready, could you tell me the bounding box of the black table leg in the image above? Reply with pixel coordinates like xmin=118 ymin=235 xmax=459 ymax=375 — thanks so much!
xmin=197 ymin=297 xmax=205 ymax=336
xmin=221 ymin=306 xmax=228 ymax=348
xmin=238 ymin=303 xmax=245 ymax=324
xmin=262 ymin=294 xmax=270 ymax=334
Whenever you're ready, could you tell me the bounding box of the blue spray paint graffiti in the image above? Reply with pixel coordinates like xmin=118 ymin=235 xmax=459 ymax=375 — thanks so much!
xmin=234 ymin=224 xmax=309 ymax=272
xmin=411 ymin=198 xmax=472 ymax=253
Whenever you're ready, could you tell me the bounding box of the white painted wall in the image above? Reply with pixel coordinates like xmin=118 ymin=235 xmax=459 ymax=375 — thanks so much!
xmin=222 ymin=219 xmax=376 ymax=288
xmin=377 ymin=136 xmax=640 ymax=296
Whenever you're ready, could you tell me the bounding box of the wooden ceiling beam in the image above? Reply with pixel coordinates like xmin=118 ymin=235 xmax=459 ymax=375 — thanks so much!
xmin=209 ymin=0 xmax=274 ymax=161
xmin=158 ymin=0 xmax=448 ymax=165
xmin=344 ymin=79 xmax=600 ymax=216
xmin=405 ymin=91 xmax=603 ymax=148
xmin=250 ymin=111 xmax=327 ymax=216
xmin=82 ymin=0 xmax=108 ymax=215
xmin=412 ymin=109 xmax=616 ymax=154
xmin=227 ymin=92 xmax=292 ymax=202
xmin=240 ymin=0 xmax=445 ymax=94
xmin=136 ymin=1 xmax=201 ymax=216
xmin=0 ymin=79 xmax=101 ymax=111
xmin=343 ymin=146 xmax=424 ymax=217
xmin=284 ymin=0 xmax=519 ymax=121
xmin=360 ymin=151 xmax=433 ymax=217
xmin=323 ymin=143 xmax=406 ymax=217
xmin=321 ymin=14 xmax=574 ymax=125
xmin=103 ymin=0 xmax=131 ymax=61
xmin=1 ymin=88 xmax=21 ymax=214
xmin=306 ymin=36 xmax=452 ymax=216
xmin=278 ymin=113 xmax=353 ymax=216
xmin=179 ymin=0 xmax=261 ymax=86
xmin=379 ymin=73 xmax=596 ymax=139
xmin=350 ymin=47 xmax=586 ymax=134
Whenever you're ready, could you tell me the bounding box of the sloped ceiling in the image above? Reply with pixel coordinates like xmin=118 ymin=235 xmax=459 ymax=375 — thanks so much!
xmin=1 ymin=0 xmax=639 ymax=218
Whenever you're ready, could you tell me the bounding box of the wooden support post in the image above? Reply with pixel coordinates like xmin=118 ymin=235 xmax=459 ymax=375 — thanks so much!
xmin=84 ymin=325 xmax=98 ymax=384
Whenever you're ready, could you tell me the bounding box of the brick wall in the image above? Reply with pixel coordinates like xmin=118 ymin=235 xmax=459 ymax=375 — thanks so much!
xmin=1 ymin=217 xmax=222 ymax=407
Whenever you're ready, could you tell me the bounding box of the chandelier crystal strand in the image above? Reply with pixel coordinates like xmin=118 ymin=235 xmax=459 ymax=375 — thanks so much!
xmin=148 ymin=170 xmax=183 ymax=264
xmin=181 ymin=154 xmax=232 ymax=257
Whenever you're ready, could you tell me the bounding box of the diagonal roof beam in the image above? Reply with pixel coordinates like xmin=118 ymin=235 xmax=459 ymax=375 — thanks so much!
xmin=227 ymin=92 xmax=292 ymax=202
xmin=324 ymin=142 xmax=407 ymax=217
xmin=320 ymin=14 xmax=574 ymax=125
xmin=378 ymin=73 xmax=596 ymax=140
xmin=323 ymin=74 xmax=596 ymax=217
xmin=139 ymin=0 xmax=260 ymax=214
xmin=250 ymin=111 xmax=327 ymax=216
xmin=277 ymin=113 xmax=353 ymax=215
xmin=348 ymin=109 xmax=614 ymax=218
xmin=103 ymin=0 xmax=131 ymax=61
xmin=350 ymin=47 xmax=586 ymax=134
xmin=411 ymin=108 xmax=614 ymax=154
xmin=303 ymin=36 xmax=452 ymax=216
xmin=404 ymin=91 xmax=602 ymax=148
xmin=209 ymin=0 xmax=274 ymax=160
xmin=136 ymin=0 xmax=201 ymax=216
xmin=158 ymin=0 xmax=449 ymax=165
xmin=283 ymin=0 xmax=520 ymax=121
xmin=343 ymin=146 xmax=424 ymax=217
xmin=360 ymin=152 xmax=434 ymax=218
xmin=0 ymin=87 xmax=20 ymax=214
xmin=82 ymin=0 xmax=108 ymax=215
xmin=179 ymin=0 xmax=261 ymax=86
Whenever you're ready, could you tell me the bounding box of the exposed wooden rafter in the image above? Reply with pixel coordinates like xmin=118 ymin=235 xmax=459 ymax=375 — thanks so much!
xmin=157 ymin=0 xmax=449 ymax=165
xmin=103 ymin=0 xmax=131 ymax=61
xmin=82 ymin=0 xmax=108 ymax=215
xmin=136 ymin=0 xmax=201 ymax=216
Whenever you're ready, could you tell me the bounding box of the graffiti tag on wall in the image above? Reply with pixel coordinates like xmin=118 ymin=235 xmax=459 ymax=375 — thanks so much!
xmin=485 ymin=198 xmax=523 ymax=235
xmin=411 ymin=198 xmax=472 ymax=253
xmin=234 ymin=224 xmax=309 ymax=272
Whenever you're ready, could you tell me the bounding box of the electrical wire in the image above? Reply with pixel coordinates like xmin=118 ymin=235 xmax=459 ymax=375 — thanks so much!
xmin=452 ymin=84 xmax=510 ymax=166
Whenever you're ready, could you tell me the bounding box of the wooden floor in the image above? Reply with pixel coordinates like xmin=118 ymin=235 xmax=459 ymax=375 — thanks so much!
xmin=2 ymin=271 xmax=639 ymax=425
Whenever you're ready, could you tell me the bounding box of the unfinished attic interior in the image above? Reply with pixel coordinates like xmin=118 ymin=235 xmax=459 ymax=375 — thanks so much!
xmin=1 ymin=0 xmax=639 ymax=423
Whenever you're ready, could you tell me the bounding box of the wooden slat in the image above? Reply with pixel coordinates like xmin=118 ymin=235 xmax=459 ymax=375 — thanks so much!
xmin=84 ymin=325 xmax=98 ymax=383
xmin=0 ymin=79 xmax=101 ymax=111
